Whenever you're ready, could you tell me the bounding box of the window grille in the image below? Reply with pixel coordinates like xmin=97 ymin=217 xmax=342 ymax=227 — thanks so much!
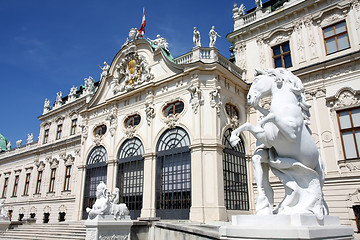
xmin=156 ymin=127 xmax=191 ymax=219
xmin=117 ymin=138 xmax=144 ymax=220
xmin=223 ymin=128 xmax=249 ymax=210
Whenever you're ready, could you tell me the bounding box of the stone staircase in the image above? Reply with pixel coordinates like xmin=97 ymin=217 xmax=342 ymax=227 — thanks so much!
xmin=0 ymin=222 xmax=86 ymax=240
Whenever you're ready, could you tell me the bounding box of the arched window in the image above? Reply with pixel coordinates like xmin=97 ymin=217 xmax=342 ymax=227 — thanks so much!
xmin=117 ymin=138 xmax=144 ymax=220
xmin=222 ymin=129 xmax=249 ymax=210
xmin=93 ymin=125 xmax=107 ymax=137
xmin=225 ymin=103 xmax=240 ymax=119
xmin=156 ymin=127 xmax=191 ymax=220
xmin=82 ymin=146 xmax=108 ymax=219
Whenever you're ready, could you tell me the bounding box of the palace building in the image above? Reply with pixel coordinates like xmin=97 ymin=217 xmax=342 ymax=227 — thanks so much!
xmin=0 ymin=0 xmax=359 ymax=236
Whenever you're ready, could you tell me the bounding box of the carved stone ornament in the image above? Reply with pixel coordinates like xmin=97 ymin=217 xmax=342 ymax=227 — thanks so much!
xmin=34 ymin=159 xmax=45 ymax=171
xmin=145 ymin=102 xmax=156 ymax=126
xmin=338 ymin=160 xmax=360 ymax=173
xmin=113 ymin=52 xmax=154 ymax=94
xmin=209 ymin=86 xmax=222 ymax=116
xmin=99 ymin=235 xmax=128 ymax=240
xmin=317 ymin=8 xmax=348 ymax=28
xmin=54 ymin=91 xmax=63 ymax=108
xmin=47 ymin=158 xmax=59 ymax=169
xmin=61 ymin=154 xmax=75 ymax=166
xmin=106 ymin=110 xmax=118 ymax=137
xmin=94 ymin=134 xmax=103 ymax=146
xmin=125 ymin=126 xmax=136 ymax=139
xmin=327 ymin=88 xmax=360 ymax=110
xmin=164 ymin=113 xmax=179 ymax=129
xmin=187 ymin=77 xmax=204 ymax=114
xmin=230 ymin=115 xmax=240 ymax=129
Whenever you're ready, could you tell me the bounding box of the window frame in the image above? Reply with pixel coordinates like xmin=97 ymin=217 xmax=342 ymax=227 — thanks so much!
xmin=70 ymin=119 xmax=77 ymax=136
xmin=43 ymin=129 xmax=49 ymax=144
xmin=48 ymin=168 xmax=56 ymax=193
xmin=2 ymin=177 xmax=9 ymax=198
xmin=124 ymin=114 xmax=141 ymax=128
xmin=23 ymin=173 xmax=31 ymax=196
xmin=337 ymin=107 xmax=360 ymax=160
xmin=271 ymin=41 xmax=293 ymax=68
xmin=56 ymin=124 xmax=63 ymax=140
xmin=35 ymin=171 xmax=42 ymax=194
xmin=12 ymin=175 xmax=19 ymax=197
xmin=63 ymin=166 xmax=71 ymax=191
xmin=323 ymin=21 xmax=350 ymax=55
xmin=163 ymin=101 xmax=185 ymax=117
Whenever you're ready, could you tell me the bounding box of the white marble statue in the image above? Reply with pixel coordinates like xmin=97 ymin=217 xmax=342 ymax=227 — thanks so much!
xmin=27 ymin=133 xmax=33 ymax=144
xmin=16 ymin=140 xmax=22 ymax=148
xmin=0 ymin=200 xmax=8 ymax=220
xmin=256 ymin=0 xmax=263 ymax=8
xmin=230 ymin=68 xmax=328 ymax=220
xmin=209 ymin=26 xmax=221 ymax=48
xmin=84 ymin=76 xmax=95 ymax=94
xmin=147 ymin=34 xmax=169 ymax=51
xmin=43 ymin=98 xmax=50 ymax=113
xmin=99 ymin=61 xmax=110 ymax=79
xmin=238 ymin=4 xmax=246 ymax=16
xmin=86 ymin=182 xmax=130 ymax=220
xmin=6 ymin=141 xmax=11 ymax=151
xmin=128 ymin=28 xmax=139 ymax=41
xmin=193 ymin=27 xmax=201 ymax=47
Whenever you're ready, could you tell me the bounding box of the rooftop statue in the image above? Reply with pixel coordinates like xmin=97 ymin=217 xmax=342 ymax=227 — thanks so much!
xmin=147 ymin=34 xmax=169 ymax=51
xmin=193 ymin=27 xmax=201 ymax=48
xmin=27 ymin=133 xmax=33 ymax=144
xmin=230 ymin=68 xmax=328 ymax=220
xmin=209 ymin=26 xmax=221 ymax=48
xmin=99 ymin=61 xmax=110 ymax=79
xmin=256 ymin=0 xmax=263 ymax=8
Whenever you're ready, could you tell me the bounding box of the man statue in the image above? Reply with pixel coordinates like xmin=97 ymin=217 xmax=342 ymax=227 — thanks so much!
xmin=193 ymin=27 xmax=201 ymax=47
xmin=209 ymin=26 xmax=221 ymax=47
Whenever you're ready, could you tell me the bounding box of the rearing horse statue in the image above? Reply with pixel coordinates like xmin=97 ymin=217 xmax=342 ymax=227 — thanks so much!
xmin=230 ymin=68 xmax=328 ymax=219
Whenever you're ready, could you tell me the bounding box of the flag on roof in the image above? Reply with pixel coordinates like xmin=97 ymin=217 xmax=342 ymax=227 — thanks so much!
xmin=138 ymin=8 xmax=146 ymax=37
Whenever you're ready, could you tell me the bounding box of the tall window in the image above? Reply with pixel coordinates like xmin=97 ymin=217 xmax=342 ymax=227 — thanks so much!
xmin=70 ymin=119 xmax=77 ymax=135
xmin=223 ymin=129 xmax=249 ymax=210
xmin=56 ymin=124 xmax=62 ymax=140
xmin=117 ymin=138 xmax=144 ymax=220
xmin=35 ymin=171 xmax=42 ymax=194
xmin=2 ymin=177 xmax=8 ymax=198
xmin=12 ymin=175 xmax=19 ymax=197
xmin=23 ymin=173 xmax=31 ymax=196
xmin=337 ymin=108 xmax=360 ymax=159
xmin=83 ymin=146 xmax=108 ymax=219
xmin=63 ymin=166 xmax=71 ymax=191
xmin=48 ymin=169 xmax=56 ymax=193
xmin=323 ymin=21 xmax=350 ymax=55
xmin=156 ymin=127 xmax=191 ymax=220
xmin=43 ymin=129 xmax=49 ymax=144
xmin=272 ymin=41 xmax=292 ymax=68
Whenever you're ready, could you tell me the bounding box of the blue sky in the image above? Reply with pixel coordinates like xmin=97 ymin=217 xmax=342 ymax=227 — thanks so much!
xmin=0 ymin=0 xmax=258 ymax=147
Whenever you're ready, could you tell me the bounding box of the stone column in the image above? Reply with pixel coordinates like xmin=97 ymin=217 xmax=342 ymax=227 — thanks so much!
xmin=73 ymin=164 xmax=86 ymax=221
xmin=106 ymin=158 xmax=117 ymax=191
xmin=140 ymin=153 xmax=156 ymax=219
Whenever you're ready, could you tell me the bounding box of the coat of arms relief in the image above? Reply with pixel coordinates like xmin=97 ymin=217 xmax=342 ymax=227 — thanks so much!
xmin=113 ymin=52 xmax=154 ymax=94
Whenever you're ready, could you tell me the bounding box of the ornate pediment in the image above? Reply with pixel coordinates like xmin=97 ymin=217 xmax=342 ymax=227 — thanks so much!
xmin=326 ymin=87 xmax=360 ymax=110
xmin=113 ymin=51 xmax=154 ymax=94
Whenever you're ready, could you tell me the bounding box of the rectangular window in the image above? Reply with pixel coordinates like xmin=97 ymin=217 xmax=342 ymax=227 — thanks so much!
xmin=12 ymin=175 xmax=19 ymax=197
xmin=35 ymin=171 xmax=42 ymax=194
xmin=43 ymin=129 xmax=49 ymax=144
xmin=48 ymin=169 xmax=56 ymax=193
xmin=23 ymin=173 xmax=31 ymax=196
xmin=2 ymin=177 xmax=8 ymax=198
xmin=323 ymin=21 xmax=350 ymax=55
xmin=56 ymin=124 xmax=62 ymax=140
xmin=272 ymin=41 xmax=292 ymax=68
xmin=63 ymin=166 xmax=71 ymax=191
xmin=337 ymin=108 xmax=360 ymax=159
xmin=70 ymin=119 xmax=77 ymax=135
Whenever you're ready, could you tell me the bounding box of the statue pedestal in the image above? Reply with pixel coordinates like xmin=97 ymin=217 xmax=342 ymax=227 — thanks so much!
xmin=85 ymin=215 xmax=133 ymax=240
xmin=0 ymin=219 xmax=10 ymax=233
xmin=219 ymin=214 xmax=354 ymax=240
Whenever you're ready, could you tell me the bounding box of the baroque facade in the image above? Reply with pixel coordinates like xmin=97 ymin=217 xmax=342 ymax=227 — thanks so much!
xmin=0 ymin=0 xmax=359 ymax=235
xmin=228 ymin=0 xmax=360 ymax=232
